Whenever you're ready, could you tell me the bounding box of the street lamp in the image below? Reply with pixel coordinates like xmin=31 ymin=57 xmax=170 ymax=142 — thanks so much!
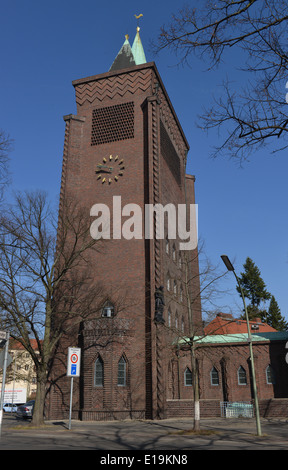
xmin=221 ymin=255 xmax=262 ymax=437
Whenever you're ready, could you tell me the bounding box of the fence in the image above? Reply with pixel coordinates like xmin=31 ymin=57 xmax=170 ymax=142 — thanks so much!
xmin=220 ymin=401 xmax=254 ymax=418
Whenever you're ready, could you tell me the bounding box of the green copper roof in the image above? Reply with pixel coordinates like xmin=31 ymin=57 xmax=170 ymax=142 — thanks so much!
xmin=131 ymin=27 xmax=147 ymax=65
xmin=109 ymin=28 xmax=147 ymax=72
xmin=109 ymin=36 xmax=136 ymax=72
xmin=178 ymin=331 xmax=288 ymax=346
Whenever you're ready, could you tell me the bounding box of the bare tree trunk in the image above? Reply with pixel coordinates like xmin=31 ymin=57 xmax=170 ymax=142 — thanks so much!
xmin=0 ymin=191 xmax=104 ymax=427
xmin=184 ymin=251 xmax=201 ymax=431
xmin=32 ymin=369 xmax=46 ymax=426
xmin=191 ymin=344 xmax=200 ymax=431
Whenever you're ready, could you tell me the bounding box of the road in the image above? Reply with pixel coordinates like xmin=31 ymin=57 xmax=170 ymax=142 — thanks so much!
xmin=0 ymin=414 xmax=288 ymax=451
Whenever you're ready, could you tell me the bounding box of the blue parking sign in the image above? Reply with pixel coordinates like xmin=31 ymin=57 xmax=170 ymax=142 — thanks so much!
xmin=67 ymin=347 xmax=81 ymax=377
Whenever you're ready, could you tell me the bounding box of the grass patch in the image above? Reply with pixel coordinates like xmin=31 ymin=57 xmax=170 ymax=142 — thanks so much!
xmin=9 ymin=424 xmax=56 ymax=431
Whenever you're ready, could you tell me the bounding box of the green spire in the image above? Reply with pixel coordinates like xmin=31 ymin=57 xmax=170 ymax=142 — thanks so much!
xmin=109 ymin=35 xmax=136 ymax=72
xmin=109 ymin=24 xmax=147 ymax=72
xmin=132 ymin=26 xmax=147 ymax=65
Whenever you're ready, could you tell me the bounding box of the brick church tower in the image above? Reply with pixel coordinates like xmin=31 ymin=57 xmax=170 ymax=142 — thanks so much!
xmin=47 ymin=26 xmax=202 ymax=421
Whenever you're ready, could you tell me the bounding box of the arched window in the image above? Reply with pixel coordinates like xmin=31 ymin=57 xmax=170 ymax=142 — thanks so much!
xmin=266 ymin=365 xmax=275 ymax=385
xmin=175 ymin=311 xmax=178 ymax=330
xmin=211 ymin=367 xmax=219 ymax=386
xmin=94 ymin=356 xmax=104 ymax=387
xmin=118 ymin=356 xmax=127 ymax=386
xmin=238 ymin=366 xmax=247 ymax=385
xmin=184 ymin=367 xmax=193 ymax=386
xmin=102 ymin=301 xmax=115 ymax=318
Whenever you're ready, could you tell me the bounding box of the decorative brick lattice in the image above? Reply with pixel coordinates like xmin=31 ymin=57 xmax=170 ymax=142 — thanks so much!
xmin=91 ymin=102 xmax=134 ymax=146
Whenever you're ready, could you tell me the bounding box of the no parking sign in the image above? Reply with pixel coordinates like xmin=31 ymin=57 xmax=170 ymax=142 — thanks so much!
xmin=67 ymin=347 xmax=81 ymax=377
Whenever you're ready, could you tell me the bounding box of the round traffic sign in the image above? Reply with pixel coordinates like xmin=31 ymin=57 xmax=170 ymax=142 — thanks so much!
xmin=71 ymin=354 xmax=78 ymax=364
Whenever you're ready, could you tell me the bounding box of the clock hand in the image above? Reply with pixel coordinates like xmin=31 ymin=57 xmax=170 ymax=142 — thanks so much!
xmin=96 ymin=164 xmax=113 ymax=169
xmin=96 ymin=165 xmax=113 ymax=173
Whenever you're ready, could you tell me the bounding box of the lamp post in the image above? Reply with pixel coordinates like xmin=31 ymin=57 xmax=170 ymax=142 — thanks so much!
xmin=221 ymin=255 xmax=262 ymax=437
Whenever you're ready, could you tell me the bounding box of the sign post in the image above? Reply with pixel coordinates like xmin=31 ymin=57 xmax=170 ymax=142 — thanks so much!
xmin=0 ymin=331 xmax=10 ymax=438
xmin=67 ymin=347 xmax=81 ymax=430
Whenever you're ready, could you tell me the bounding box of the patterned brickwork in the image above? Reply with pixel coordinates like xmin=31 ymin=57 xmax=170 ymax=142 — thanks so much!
xmin=151 ymin=98 xmax=162 ymax=289
xmin=158 ymin=87 xmax=187 ymax=161
xmin=75 ymin=69 xmax=152 ymax=106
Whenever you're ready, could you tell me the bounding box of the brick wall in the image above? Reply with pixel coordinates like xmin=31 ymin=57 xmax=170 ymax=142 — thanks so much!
xmin=166 ymin=399 xmax=288 ymax=418
xmin=168 ymin=339 xmax=288 ymax=413
xmin=47 ymin=62 xmax=195 ymax=421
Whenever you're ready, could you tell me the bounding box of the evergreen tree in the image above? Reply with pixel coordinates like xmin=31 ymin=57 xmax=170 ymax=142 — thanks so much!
xmin=267 ymin=296 xmax=288 ymax=331
xmin=237 ymin=257 xmax=271 ymax=321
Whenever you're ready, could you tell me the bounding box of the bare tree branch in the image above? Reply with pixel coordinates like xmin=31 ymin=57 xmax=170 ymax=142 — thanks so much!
xmin=0 ymin=129 xmax=12 ymax=201
xmin=0 ymin=191 xmax=108 ymax=425
xmin=153 ymin=0 xmax=288 ymax=162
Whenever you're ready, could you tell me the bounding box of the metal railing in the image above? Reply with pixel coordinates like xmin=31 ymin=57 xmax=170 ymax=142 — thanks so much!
xmin=220 ymin=401 xmax=254 ymax=418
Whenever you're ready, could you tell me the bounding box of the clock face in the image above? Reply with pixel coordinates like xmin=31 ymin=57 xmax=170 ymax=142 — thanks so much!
xmin=95 ymin=155 xmax=125 ymax=184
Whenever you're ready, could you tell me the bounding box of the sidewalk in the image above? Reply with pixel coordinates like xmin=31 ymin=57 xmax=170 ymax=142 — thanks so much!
xmin=1 ymin=415 xmax=288 ymax=450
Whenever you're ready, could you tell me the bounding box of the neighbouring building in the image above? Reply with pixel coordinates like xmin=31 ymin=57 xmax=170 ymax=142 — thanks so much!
xmin=204 ymin=312 xmax=278 ymax=335
xmin=0 ymin=339 xmax=40 ymax=404
xmin=167 ymin=313 xmax=288 ymax=418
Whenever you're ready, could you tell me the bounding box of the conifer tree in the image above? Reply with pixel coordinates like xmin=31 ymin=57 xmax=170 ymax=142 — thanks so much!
xmin=267 ymin=296 xmax=288 ymax=331
xmin=237 ymin=257 xmax=271 ymax=321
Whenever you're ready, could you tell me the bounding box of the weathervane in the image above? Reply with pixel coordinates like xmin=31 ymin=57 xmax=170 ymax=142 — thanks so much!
xmin=134 ymin=13 xmax=143 ymax=30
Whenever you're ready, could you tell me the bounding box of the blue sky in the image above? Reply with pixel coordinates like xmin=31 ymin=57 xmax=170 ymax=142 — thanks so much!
xmin=1 ymin=0 xmax=287 ymax=320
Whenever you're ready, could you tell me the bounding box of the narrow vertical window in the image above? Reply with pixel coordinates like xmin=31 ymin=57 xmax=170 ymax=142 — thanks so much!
xmin=181 ymin=316 xmax=185 ymax=332
xmin=238 ymin=366 xmax=247 ymax=385
xmin=167 ymin=277 xmax=170 ymax=291
xmin=165 ymin=237 xmax=169 ymax=255
xmin=173 ymin=280 xmax=177 ymax=295
xmin=266 ymin=365 xmax=275 ymax=384
xmin=184 ymin=367 xmax=193 ymax=386
xmin=168 ymin=310 xmax=171 ymax=327
xmin=172 ymin=244 xmax=176 ymax=262
xmin=118 ymin=356 xmax=127 ymax=386
xmin=211 ymin=367 xmax=219 ymax=386
xmin=95 ymin=356 xmax=104 ymax=387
